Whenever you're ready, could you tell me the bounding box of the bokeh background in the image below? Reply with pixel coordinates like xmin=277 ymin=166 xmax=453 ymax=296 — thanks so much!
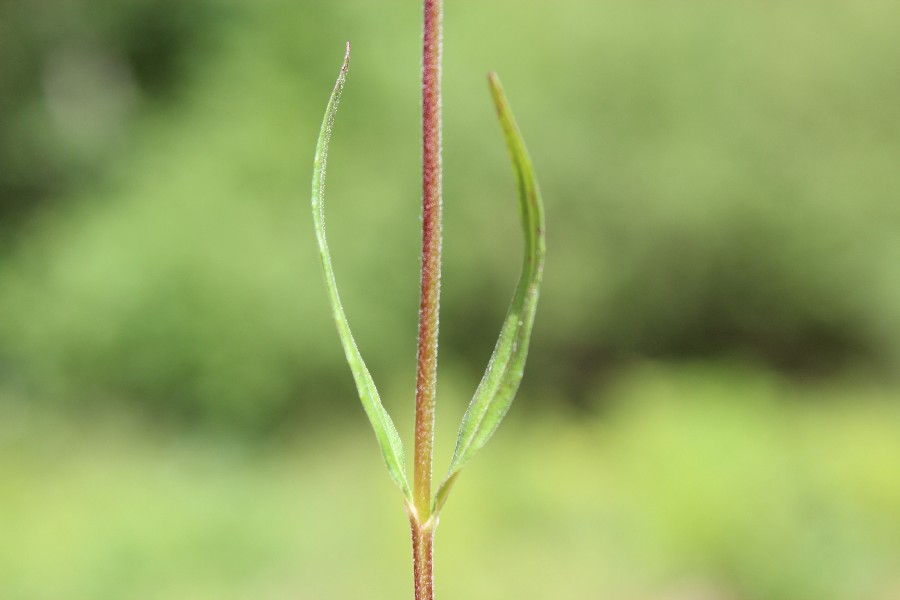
xmin=2 ymin=0 xmax=900 ymax=598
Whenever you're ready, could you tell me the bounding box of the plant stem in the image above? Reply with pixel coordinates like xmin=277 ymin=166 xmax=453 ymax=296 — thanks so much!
xmin=410 ymin=515 xmax=436 ymax=600
xmin=413 ymin=0 xmax=442 ymax=599
xmin=414 ymin=0 xmax=442 ymax=522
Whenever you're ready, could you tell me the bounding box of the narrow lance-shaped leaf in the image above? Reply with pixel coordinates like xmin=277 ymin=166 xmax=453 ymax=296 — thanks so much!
xmin=312 ymin=44 xmax=412 ymax=502
xmin=434 ymin=73 xmax=546 ymax=514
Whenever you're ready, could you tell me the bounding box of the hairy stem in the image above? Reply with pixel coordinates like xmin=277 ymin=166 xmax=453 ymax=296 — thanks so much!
xmin=410 ymin=516 xmax=436 ymax=600
xmin=414 ymin=0 xmax=443 ymax=522
xmin=413 ymin=0 xmax=442 ymax=599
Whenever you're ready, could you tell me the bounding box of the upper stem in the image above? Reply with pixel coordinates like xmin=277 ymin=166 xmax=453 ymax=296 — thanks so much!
xmin=414 ymin=0 xmax=443 ymax=522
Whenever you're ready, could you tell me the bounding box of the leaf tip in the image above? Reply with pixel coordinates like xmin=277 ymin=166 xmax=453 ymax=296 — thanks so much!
xmin=342 ymin=42 xmax=351 ymax=74
xmin=487 ymin=72 xmax=508 ymax=115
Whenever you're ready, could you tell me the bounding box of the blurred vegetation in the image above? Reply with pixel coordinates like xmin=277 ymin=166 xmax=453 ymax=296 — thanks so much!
xmin=1 ymin=366 xmax=899 ymax=600
xmin=1 ymin=0 xmax=898 ymax=430
xmin=0 ymin=0 xmax=215 ymax=238
xmin=1 ymin=1 xmax=899 ymax=597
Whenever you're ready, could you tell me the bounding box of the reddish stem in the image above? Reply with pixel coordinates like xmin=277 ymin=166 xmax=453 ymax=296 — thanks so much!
xmin=414 ymin=0 xmax=443 ymax=521
xmin=410 ymin=516 xmax=436 ymax=600
xmin=413 ymin=1 xmax=442 ymax=599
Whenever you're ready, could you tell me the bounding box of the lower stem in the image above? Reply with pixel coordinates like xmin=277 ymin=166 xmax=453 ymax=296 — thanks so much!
xmin=410 ymin=517 xmax=435 ymax=600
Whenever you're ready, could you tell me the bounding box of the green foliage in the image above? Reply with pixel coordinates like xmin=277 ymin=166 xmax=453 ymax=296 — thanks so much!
xmin=312 ymin=45 xmax=411 ymax=500
xmin=0 ymin=0 xmax=898 ymax=429
xmin=2 ymin=367 xmax=899 ymax=600
xmin=310 ymin=47 xmax=547 ymax=518
xmin=311 ymin=49 xmax=546 ymax=514
xmin=0 ymin=0 xmax=214 ymax=234
xmin=435 ymin=74 xmax=545 ymax=513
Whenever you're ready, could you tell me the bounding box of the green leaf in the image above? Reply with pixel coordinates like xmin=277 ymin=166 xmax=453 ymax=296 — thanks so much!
xmin=434 ymin=73 xmax=546 ymax=514
xmin=311 ymin=44 xmax=411 ymax=502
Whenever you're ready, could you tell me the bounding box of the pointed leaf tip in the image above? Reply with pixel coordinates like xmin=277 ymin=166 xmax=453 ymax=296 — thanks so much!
xmin=311 ymin=46 xmax=411 ymax=501
xmin=434 ymin=74 xmax=546 ymax=514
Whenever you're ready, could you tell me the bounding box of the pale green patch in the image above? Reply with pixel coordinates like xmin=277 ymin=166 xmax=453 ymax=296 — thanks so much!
xmin=435 ymin=73 xmax=547 ymax=514
xmin=311 ymin=45 xmax=411 ymax=502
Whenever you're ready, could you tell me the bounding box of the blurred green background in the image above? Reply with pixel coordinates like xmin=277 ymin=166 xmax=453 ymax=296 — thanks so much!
xmin=1 ymin=0 xmax=899 ymax=598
